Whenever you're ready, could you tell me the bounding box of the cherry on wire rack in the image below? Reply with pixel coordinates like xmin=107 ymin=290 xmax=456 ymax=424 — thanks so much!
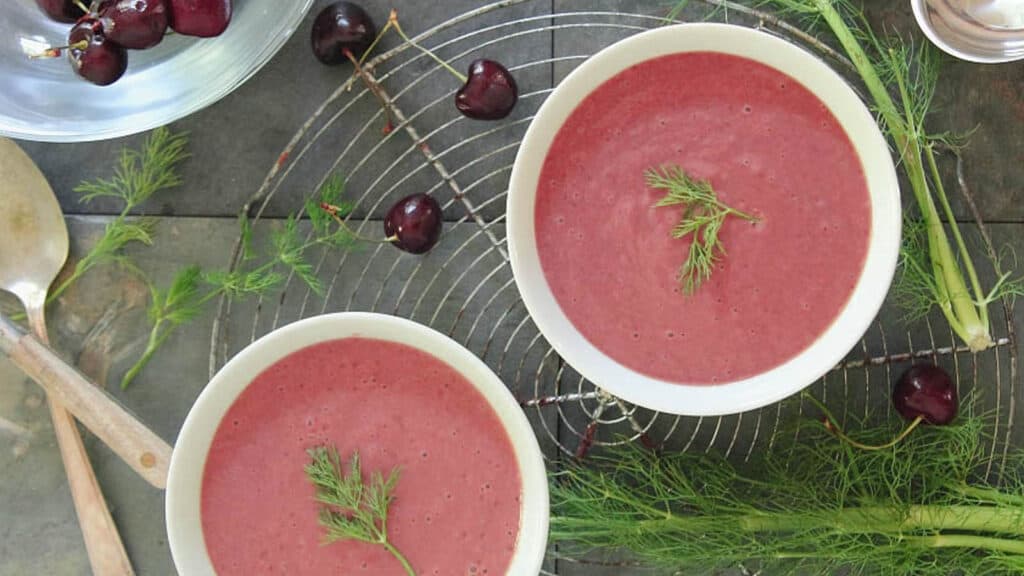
xmin=812 ymin=362 xmax=959 ymax=452
xmin=311 ymin=1 xmax=377 ymax=65
xmin=384 ymin=193 xmax=443 ymax=254
xmin=310 ymin=4 xmax=520 ymax=131
xmin=318 ymin=192 xmax=444 ymax=255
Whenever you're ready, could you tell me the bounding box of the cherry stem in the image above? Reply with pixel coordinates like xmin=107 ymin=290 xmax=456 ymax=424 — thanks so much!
xmin=388 ymin=10 xmax=468 ymax=84
xmin=803 ymin=391 xmax=925 ymax=451
xmin=319 ymin=203 xmax=393 ymax=244
xmin=356 ymin=9 xmax=395 ymax=67
xmin=822 ymin=415 xmax=925 ymax=451
xmin=343 ymin=48 xmax=395 ymax=134
xmin=73 ymin=0 xmax=89 ymax=14
xmin=31 ymin=40 xmax=89 ymax=59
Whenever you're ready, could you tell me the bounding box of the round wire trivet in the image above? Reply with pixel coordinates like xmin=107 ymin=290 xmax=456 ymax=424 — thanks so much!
xmin=211 ymin=3 xmax=1017 ymax=568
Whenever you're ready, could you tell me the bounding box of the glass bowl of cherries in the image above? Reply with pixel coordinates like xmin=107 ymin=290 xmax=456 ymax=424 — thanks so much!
xmin=1 ymin=0 xmax=313 ymax=142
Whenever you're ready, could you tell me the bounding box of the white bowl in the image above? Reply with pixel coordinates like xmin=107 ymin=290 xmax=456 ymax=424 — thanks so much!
xmin=1 ymin=0 xmax=313 ymax=142
xmin=507 ymin=24 xmax=901 ymax=417
xmin=166 ymin=312 xmax=549 ymax=575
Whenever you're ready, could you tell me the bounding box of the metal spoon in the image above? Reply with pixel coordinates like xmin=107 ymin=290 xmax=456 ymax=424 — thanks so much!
xmin=912 ymin=0 xmax=1024 ymax=63
xmin=0 ymin=138 xmax=181 ymax=567
xmin=0 ymin=137 xmax=135 ymax=574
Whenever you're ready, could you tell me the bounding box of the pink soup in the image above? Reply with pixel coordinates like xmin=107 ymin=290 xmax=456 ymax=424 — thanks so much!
xmin=535 ymin=52 xmax=871 ymax=384
xmin=201 ymin=338 xmax=522 ymax=575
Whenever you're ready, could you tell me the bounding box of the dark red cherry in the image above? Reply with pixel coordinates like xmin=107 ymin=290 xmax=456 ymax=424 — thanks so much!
xmin=167 ymin=0 xmax=231 ymax=38
xmin=455 ymin=59 xmax=518 ymax=120
xmin=384 ymin=194 xmax=443 ymax=254
xmin=36 ymin=0 xmax=85 ymax=23
xmin=311 ymin=1 xmax=377 ymax=65
xmin=68 ymin=19 xmax=128 ymax=86
xmin=98 ymin=0 xmax=169 ymax=49
xmin=893 ymin=364 xmax=958 ymax=425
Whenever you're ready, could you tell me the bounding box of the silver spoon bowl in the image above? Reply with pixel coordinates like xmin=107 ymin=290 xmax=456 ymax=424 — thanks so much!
xmin=912 ymin=0 xmax=1024 ymax=63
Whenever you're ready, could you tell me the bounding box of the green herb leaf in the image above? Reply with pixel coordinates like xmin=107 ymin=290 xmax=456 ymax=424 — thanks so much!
xmin=121 ymin=171 xmax=366 ymax=387
xmin=45 ymin=129 xmax=189 ymax=307
xmin=272 ymin=216 xmax=323 ymax=295
xmin=203 ymin=269 xmax=284 ymax=299
xmin=646 ymin=164 xmax=758 ymax=295
xmin=307 ymin=174 xmax=360 ymax=250
xmin=305 ymin=446 xmax=416 ymax=575
xmin=74 ymin=127 xmax=189 ymax=208
xmin=551 ymin=411 xmax=1024 ymax=574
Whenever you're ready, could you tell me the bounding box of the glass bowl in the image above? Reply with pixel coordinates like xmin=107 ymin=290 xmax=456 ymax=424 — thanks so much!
xmin=0 ymin=0 xmax=313 ymax=142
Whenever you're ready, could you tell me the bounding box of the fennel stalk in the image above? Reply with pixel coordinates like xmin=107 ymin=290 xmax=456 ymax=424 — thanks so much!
xmin=551 ymin=415 xmax=1024 ymax=575
xmin=754 ymin=0 xmax=1010 ymax=351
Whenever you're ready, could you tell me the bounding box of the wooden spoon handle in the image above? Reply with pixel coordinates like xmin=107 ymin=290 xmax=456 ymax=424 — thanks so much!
xmin=0 ymin=315 xmax=171 ymax=489
xmin=49 ymin=398 xmax=136 ymax=576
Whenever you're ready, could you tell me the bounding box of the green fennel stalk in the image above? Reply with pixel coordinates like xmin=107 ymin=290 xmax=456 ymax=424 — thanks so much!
xmin=551 ymin=415 xmax=1024 ymax=574
xmin=753 ymin=0 xmax=1017 ymax=351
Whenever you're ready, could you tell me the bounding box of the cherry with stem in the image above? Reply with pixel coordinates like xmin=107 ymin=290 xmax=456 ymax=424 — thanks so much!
xmin=803 ymin=363 xmax=958 ymax=452
xmin=359 ymin=9 xmax=519 ymax=121
xmin=320 ymin=193 xmax=443 ymax=255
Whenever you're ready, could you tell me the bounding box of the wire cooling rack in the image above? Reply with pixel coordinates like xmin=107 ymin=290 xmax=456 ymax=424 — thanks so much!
xmin=211 ymin=0 xmax=1017 ymax=501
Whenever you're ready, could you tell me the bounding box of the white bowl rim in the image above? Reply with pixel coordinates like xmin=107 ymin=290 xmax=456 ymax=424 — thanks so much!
xmin=166 ymin=312 xmax=549 ymax=576
xmin=0 ymin=0 xmax=314 ymax=143
xmin=507 ymin=23 xmax=901 ymax=417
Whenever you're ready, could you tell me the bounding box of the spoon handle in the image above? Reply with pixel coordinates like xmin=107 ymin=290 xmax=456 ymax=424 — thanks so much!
xmin=0 ymin=314 xmax=171 ymax=489
xmin=27 ymin=303 xmax=136 ymax=576
xmin=48 ymin=401 xmax=136 ymax=575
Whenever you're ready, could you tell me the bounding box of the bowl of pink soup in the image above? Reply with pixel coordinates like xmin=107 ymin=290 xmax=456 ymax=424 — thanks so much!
xmin=166 ymin=313 xmax=548 ymax=575
xmin=507 ymin=24 xmax=901 ymax=416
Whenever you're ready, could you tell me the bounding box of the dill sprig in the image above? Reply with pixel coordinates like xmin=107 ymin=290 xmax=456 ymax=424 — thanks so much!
xmin=646 ymin=165 xmax=759 ymax=294
xmin=119 ymin=176 xmax=361 ymax=388
xmin=48 ymin=127 xmax=189 ymax=304
xmin=551 ymin=413 xmax=1024 ymax=575
xmin=305 ymin=446 xmax=415 ymax=576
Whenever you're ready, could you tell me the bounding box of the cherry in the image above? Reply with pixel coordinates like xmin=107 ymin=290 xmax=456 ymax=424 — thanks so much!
xmin=893 ymin=364 xmax=958 ymax=425
xmin=36 ymin=0 xmax=87 ymax=23
xmin=98 ymin=0 xmax=170 ymax=50
xmin=384 ymin=12 xmax=519 ymax=121
xmin=810 ymin=363 xmax=958 ymax=453
xmin=311 ymin=1 xmax=377 ymax=65
xmin=384 ymin=194 xmax=443 ymax=254
xmin=455 ymin=59 xmax=518 ymax=120
xmin=67 ymin=19 xmax=128 ymax=86
xmin=167 ymin=0 xmax=231 ymax=38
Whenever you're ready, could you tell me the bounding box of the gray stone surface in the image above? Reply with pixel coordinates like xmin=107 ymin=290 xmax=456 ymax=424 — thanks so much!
xmin=2 ymin=1 xmax=1023 ymax=575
